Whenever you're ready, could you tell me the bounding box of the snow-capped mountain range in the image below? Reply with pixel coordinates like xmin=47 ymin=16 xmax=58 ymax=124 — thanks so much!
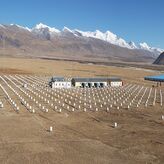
xmin=0 ymin=23 xmax=163 ymax=55
xmin=0 ymin=23 xmax=163 ymax=63
xmin=29 ymin=23 xmax=162 ymax=54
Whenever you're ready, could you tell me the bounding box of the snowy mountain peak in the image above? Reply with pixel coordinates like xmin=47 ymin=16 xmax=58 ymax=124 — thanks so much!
xmin=3 ymin=23 xmax=162 ymax=55
xmin=129 ymin=41 xmax=137 ymax=49
xmin=73 ymin=29 xmax=131 ymax=49
xmin=139 ymin=42 xmax=164 ymax=55
xmin=0 ymin=24 xmax=5 ymax=28
xmin=105 ymin=30 xmax=117 ymax=40
xmin=62 ymin=28 xmax=162 ymax=54
xmin=9 ymin=24 xmax=31 ymax=31
xmin=34 ymin=23 xmax=60 ymax=33
xmin=139 ymin=42 xmax=151 ymax=50
xmin=63 ymin=26 xmax=73 ymax=33
xmin=35 ymin=23 xmax=48 ymax=29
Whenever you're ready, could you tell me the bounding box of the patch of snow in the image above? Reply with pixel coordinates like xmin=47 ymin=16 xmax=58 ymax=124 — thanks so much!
xmin=139 ymin=42 xmax=163 ymax=54
xmin=73 ymin=29 xmax=131 ymax=48
xmin=0 ymin=24 xmax=5 ymax=28
xmin=129 ymin=41 xmax=137 ymax=49
xmin=139 ymin=42 xmax=151 ymax=50
xmin=34 ymin=23 xmax=60 ymax=33
xmin=63 ymin=26 xmax=73 ymax=33
xmin=62 ymin=27 xmax=79 ymax=37
xmin=9 ymin=24 xmax=31 ymax=31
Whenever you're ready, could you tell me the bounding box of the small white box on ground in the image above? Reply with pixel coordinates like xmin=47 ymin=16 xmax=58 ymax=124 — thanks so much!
xmin=114 ymin=122 xmax=118 ymax=128
xmin=0 ymin=102 xmax=3 ymax=108
xmin=161 ymin=115 xmax=164 ymax=120
xmin=49 ymin=126 xmax=53 ymax=132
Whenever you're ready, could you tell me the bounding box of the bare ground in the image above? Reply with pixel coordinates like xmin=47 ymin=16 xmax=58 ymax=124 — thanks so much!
xmin=0 ymin=57 xmax=164 ymax=164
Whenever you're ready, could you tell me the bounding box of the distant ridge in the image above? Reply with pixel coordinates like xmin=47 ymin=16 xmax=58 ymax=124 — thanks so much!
xmin=1 ymin=23 xmax=163 ymax=54
xmin=0 ymin=23 xmax=162 ymax=63
xmin=153 ymin=52 xmax=164 ymax=65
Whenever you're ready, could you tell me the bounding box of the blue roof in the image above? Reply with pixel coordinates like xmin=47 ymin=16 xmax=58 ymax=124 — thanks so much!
xmin=144 ymin=74 xmax=164 ymax=82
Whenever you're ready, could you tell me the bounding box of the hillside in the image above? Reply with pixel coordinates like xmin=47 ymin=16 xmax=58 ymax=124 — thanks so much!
xmin=0 ymin=24 xmax=162 ymax=63
xmin=153 ymin=52 xmax=164 ymax=65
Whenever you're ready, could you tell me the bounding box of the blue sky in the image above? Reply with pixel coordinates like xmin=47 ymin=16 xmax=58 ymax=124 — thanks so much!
xmin=0 ymin=0 xmax=164 ymax=49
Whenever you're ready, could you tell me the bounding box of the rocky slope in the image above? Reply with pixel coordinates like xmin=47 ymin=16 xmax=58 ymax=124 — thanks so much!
xmin=153 ymin=52 xmax=164 ymax=65
xmin=0 ymin=23 xmax=162 ymax=63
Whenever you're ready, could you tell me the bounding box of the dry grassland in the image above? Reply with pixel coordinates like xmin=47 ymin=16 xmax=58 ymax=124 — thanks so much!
xmin=0 ymin=57 xmax=164 ymax=164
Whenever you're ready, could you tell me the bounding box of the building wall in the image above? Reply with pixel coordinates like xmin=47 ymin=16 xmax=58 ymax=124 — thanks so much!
xmin=52 ymin=81 xmax=72 ymax=88
xmin=74 ymin=81 xmax=108 ymax=88
xmin=110 ymin=81 xmax=122 ymax=87
xmin=74 ymin=81 xmax=122 ymax=87
xmin=75 ymin=82 xmax=82 ymax=87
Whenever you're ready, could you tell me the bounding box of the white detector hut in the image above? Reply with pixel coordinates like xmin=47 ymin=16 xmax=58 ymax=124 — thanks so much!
xmin=49 ymin=77 xmax=71 ymax=89
xmin=71 ymin=77 xmax=122 ymax=88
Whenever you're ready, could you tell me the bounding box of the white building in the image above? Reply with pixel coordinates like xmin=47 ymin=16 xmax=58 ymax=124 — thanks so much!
xmin=52 ymin=81 xmax=71 ymax=88
xmin=110 ymin=81 xmax=123 ymax=87
xmin=71 ymin=77 xmax=123 ymax=88
xmin=49 ymin=77 xmax=71 ymax=89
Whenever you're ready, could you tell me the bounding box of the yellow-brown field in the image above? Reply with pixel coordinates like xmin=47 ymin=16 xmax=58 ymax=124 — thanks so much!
xmin=0 ymin=57 xmax=164 ymax=164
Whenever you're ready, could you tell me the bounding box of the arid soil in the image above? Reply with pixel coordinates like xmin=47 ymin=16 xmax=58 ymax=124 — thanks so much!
xmin=0 ymin=57 xmax=164 ymax=164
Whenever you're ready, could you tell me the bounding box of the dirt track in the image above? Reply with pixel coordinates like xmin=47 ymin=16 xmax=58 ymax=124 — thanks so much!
xmin=0 ymin=57 xmax=164 ymax=164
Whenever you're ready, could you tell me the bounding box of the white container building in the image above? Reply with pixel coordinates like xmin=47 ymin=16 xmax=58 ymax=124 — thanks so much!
xmin=49 ymin=77 xmax=71 ymax=89
xmin=71 ymin=77 xmax=123 ymax=88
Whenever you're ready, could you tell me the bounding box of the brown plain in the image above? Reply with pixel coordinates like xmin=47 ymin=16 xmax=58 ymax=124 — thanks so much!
xmin=0 ymin=57 xmax=164 ymax=164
